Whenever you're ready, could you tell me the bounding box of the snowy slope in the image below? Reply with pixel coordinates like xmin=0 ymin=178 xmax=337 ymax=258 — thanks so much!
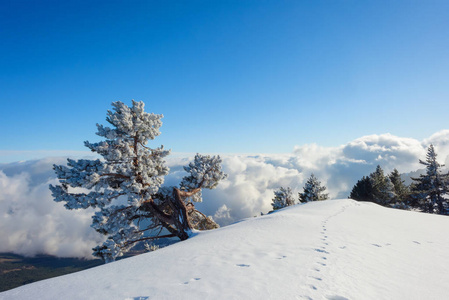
xmin=2 ymin=199 xmax=449 ymax=300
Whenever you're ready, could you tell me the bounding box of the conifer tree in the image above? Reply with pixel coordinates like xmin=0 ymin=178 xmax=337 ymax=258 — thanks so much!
xmin=411 ymin=145 xmax=449 ymax=214
xmin=349 ymin=166 xmax=396 ymax=206
xmin=271 ymin=187 xmax=296 ymax=210
xmin=349 ymin=176 xmax=374 ymax=202
xmin=370 ymin=165 xmax=395 ymax=206
xmin=50 ymin=101 xmax=227 ymax=262
xmin=299 ymin=174 xmax=329 ymax=203
xmin=388 ymin=168 xmax=410 ymax=204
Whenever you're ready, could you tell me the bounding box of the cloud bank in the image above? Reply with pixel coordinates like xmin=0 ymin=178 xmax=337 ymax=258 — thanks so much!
xmin=1 ymin=130 xmax=449 ymax=258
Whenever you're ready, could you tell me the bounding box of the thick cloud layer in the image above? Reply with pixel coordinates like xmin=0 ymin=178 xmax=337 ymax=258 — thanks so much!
xmin=1 ymin=130 xmax=449 ymax=258
xmin=0 ymin=158 xmax=104 ymax=258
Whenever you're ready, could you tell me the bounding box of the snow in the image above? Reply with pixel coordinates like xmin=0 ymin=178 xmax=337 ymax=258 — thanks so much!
xmin=2 ymin=199 xmax=449 ymax=300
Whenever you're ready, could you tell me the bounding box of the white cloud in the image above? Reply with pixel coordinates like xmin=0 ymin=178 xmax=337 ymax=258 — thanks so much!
xmin=1 ymin=130 xmax=449 ymax=258
xmin=0 ymin=158 xmax=104 ymax=258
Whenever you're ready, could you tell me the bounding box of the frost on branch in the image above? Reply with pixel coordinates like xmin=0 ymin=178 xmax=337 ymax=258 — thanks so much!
xmin=299 ymin=174 xmax=329 ymax=203
xmin=271 ymin=187 xmax=295 ymax=210
xmin=50 ymin=100 xmax=226 ymax=262
xmin=411 ymin=144 xmax=449 ymax=215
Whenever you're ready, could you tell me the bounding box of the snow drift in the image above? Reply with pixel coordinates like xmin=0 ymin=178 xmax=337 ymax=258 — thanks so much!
xmin=2 ymin=199 xmax=449 ymax=299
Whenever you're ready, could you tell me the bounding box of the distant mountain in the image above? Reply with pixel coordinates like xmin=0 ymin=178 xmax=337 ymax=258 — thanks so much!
xmin=2 ymin=199 xmax=449 ymax=300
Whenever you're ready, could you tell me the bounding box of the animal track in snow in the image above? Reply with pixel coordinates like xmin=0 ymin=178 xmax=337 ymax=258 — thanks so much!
xmin=310 ymin=276 xmax=323 ymax=281
xmin=183 ymin=278 xmax=201 ymax=284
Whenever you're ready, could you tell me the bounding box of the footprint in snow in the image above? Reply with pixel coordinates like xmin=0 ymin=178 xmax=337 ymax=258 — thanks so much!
xmin=236 ymin=264 xmax=250 ymax=267
xmin=372 ymin=244 xmax=382 ymax=247
xmin=183 ymin=278 xmax=201 ymax=284
xmin=310 ymin=284 xmax=318 ymax=290
xmin=339 ymin=246 xmax=346 ymax=249
xmin=315 ymin=248 xmax=329 ymax=254
xmin=310 ymin=276 xmax=322 ymax=281
xmin=413 ymin=241 xmax=421 ymax=245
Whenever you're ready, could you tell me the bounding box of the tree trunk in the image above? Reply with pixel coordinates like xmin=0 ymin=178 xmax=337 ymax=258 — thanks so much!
xmin=170 ymin=188 xmax=193 ymax=240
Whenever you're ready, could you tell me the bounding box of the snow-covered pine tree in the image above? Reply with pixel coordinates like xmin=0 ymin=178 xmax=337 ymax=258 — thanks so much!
xmin=370 ymin=165 xmax=395 ymax=206
xmin=411 ymin=144 xmax=449 ymax=214
xmin=271 ymin=187 xmax=295 ymax=210
xmin=50 ymin=101 xmax=227 ymax=262
xmin=299 ymin=174 xmax=328 ymax=203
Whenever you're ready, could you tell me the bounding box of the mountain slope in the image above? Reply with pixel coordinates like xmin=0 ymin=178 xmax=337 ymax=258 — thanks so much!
xmin=2 ymin=199 xmax=448 ymax=300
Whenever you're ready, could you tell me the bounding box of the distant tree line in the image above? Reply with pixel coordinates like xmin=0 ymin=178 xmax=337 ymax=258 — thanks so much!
xmin=349 ymin=145 xmax=449 ymax=215
xmin=271 ymin=174 xmax=329 ymax=211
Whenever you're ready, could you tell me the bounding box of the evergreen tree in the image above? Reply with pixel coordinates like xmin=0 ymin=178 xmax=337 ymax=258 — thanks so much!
xmin=50 ymin=101 xmax=227 ymax=262
xmin=349 ymin=166 xmax=396 ymax=206
xmin=349 ymin=176 xmax=374 ymax=202
xmin=411 ymin=145 xmax=449 ymax=214
xmin=271 ymin=187 xmax=295 ymax=210
xmin=369 ymin=165 xmax=395 ymax=206
xmin=299 ymin=174 xmax=328 ymax=203
xmin=388 ymin=168 xmax=410 ymax=204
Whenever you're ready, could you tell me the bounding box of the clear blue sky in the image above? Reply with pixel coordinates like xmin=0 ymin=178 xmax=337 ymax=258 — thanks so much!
xmin=1 ymin=0 xmax=448 ymax=161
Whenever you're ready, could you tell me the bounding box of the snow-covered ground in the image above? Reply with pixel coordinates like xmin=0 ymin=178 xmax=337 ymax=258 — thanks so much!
xmin=2 ymin=199 xmax=448 ymax=300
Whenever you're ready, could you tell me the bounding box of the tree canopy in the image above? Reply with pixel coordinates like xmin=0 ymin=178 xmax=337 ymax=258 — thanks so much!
xmin=50 ymin=101 xmax=227 ymax=262
xmin=271 ymin=187 xmax=295 ymax=210
xmin=411 ymin=144 xmax=449 ymax=214
xmin=299 ymin=174 xmax=328 ymax=203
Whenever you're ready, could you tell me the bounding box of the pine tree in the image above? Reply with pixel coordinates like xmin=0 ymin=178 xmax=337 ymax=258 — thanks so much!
xmin=349 ymin=166 xmax=396 ymax=206
xmin=411 ymin=145 xmax=449 ymax=214
xmin=271 ymin=187 xmax=295 ymax=210
xmin=388 ymin=168 xmax=410 ymax=204
xmin=50 ymin=101 xmax=227 ymax=262
xmin=299 ymin=174 xmax=329 ymax=203
xmin=369 ymin=165 xmax=395 ymax=206
xmin=349 ymin=176 xmax=374 ymax=202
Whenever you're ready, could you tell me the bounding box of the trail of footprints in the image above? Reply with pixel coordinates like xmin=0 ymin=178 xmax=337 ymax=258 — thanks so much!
xmin=301 ymin=203 xmax=354 ymax=300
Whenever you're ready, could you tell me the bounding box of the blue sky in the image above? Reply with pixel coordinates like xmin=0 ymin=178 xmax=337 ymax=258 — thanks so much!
xmin=1 ymin=0 xmax=448 ymax=162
